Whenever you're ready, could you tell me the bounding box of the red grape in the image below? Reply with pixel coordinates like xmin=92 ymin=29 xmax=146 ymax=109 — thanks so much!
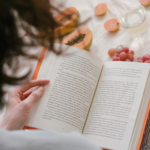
xmin=136 ymin=60 xmax=143 ymax=63
xmin=115 ymin=50 xmax=119 ymax=53
xmin=112 ymin=56 xmax=120 ymax=61
xmin=125 ymin=59 xmax=131 ymax=62
xmin=127 ymin=54 xmax=134 ymax=61
xmin=128 ymin=50 xmax=134 ymax=55
xmin=145 ymin=60 xmax=150 ymax=63
xmin=114 ymin=53 xmax=120 ymax=57
xmin=137 ymin=56 xmax=143 ymax=61
xmin=122 ymin=47 xmax=129 ymax=53
xmin=115 ymin=49 xmax=120 ymax=55
xmin=119 ymin=52 xmax=127 ymax=61
xmin=109 ymin=46 xmax=136 ymax=62
xmin=108 ymin=48 xmax=116 ymax=57
xmin=142 ymin=54 xmax=150 ymax=62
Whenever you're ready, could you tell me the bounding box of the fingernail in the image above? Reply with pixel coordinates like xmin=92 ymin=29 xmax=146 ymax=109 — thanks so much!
xmin=46 ymin=80 xmax=50 ymax=83
xmin=38 ymin=87 xmax=44 ymax=93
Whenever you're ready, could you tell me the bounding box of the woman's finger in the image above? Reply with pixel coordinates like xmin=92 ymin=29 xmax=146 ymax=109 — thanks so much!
xmin=25 ymin=86 xmax=45 ymax=104
xmin=23 ymin=88 xmax=33 ymax=99
xmin=16 ymin=79 xmax=50 ymax=93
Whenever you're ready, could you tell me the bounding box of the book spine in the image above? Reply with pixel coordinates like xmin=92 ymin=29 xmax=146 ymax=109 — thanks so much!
xmin=136 ymin=99 xmax=150 ymax=150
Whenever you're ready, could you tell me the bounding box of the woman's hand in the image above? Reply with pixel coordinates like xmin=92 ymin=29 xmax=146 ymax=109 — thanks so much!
xmin=0 ymin=79 xmax=50 ymax=130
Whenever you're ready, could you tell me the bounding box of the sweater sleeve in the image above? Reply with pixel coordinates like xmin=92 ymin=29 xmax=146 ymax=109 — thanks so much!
xmin=0 ymin=130 xmax=101 ymax=150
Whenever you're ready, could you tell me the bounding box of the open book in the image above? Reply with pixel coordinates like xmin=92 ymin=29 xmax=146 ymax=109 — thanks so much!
xmin=25 ymin=44 xmax=150 ymax=150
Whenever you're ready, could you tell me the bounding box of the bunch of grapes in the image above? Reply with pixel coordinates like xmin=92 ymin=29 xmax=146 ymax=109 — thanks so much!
xmin=136 ymin=54 xmax=150 ymax=63
xmin=108 ymin=46 xmax=134 ymax=62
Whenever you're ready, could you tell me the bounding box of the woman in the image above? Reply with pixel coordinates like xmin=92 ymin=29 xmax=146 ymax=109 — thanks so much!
xmin=0 ymin=0 xmax=100 ymax=149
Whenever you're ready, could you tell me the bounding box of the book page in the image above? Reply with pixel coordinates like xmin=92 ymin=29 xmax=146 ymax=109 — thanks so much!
xmin=27 ymin=44 xmax=103 ymax=133
xmin=83 ymin=62 xmax=149 ymax=150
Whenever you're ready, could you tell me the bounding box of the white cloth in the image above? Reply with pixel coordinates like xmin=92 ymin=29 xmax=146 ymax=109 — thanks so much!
xmin=0 ymin=130 xmax=100 ymax=150
xmin=53 ymin=0 xmax=150 ymax=62
xmin=1 ymin=0 xmax=150 ymax=149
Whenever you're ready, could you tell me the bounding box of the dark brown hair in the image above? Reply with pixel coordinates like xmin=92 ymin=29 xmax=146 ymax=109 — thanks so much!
xmin=0 ymin=0 xmax=60 ymax=108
